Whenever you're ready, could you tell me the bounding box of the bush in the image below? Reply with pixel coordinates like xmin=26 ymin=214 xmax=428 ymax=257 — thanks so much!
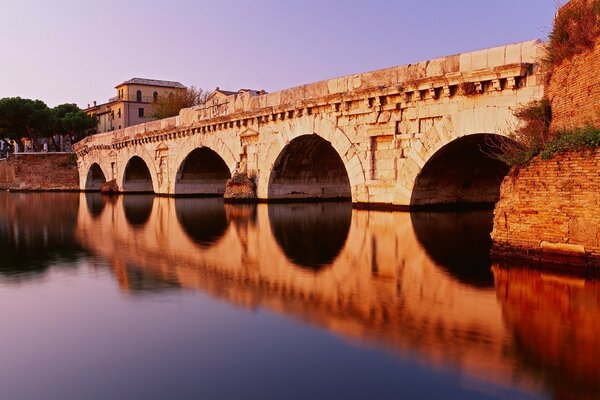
xmin=540 ymin=126 xmax=600 ymax=159
xmin=545 ymin=0 xmax=600 ymax=71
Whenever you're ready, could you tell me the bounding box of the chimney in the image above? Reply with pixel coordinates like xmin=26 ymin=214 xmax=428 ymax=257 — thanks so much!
xmin=93 ymin=101 xmax=97 ymax=106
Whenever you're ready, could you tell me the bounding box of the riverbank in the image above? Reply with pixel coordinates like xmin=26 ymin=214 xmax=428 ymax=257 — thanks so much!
xmin=0 ymin=153 xmax=80 ymax=191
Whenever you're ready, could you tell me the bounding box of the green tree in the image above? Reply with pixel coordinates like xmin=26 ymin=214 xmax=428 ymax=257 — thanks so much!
xmin=0 ymin=97 xmax=52 ymax=151
xmin=51 ymin=103 xmax=97 ymax=145
xmin=150 ymin=86 xmax=207 ymax=119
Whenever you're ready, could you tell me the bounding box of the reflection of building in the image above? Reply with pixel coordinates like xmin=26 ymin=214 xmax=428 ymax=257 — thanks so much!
xmin=84 ymin=78 xmax=187 ymax=134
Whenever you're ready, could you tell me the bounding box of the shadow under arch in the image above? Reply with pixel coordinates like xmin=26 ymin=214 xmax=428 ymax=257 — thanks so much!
xmin=175 ymin=147 xmax=232 ymax=196
xmin=268 ymin=202 xmax=352 ymax=270
xmin=175 ymin=197 xmax=230 ymax=247
xmin=85 ymin=192 xmax=107 ymax=219
xmin=268 ymin=135 xmax=351 ymax=200
xmin=123 ymin=156 xmax=154 ymax=193
xmin=123 ymin=195 xmax=155 ymax=228
xmin=85 ymin=163 xmax=106 ymax=191
xmin=410 ymin=134 xmax=510 ymax=209
xmin=411 ymin=210 xmax=495 ymax=287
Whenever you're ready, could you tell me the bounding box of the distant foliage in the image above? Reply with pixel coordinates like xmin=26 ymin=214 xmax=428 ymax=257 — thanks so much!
xmin=545 ymin=0 xmax=600 ymax=71
xmin=150 ymin=86 xmax=207 ymax=119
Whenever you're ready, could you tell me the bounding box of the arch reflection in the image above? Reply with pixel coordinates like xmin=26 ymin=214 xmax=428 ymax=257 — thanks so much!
xmin=268 ymin=202 xmax=352 ymax=270
xmin=85 ymin=192 xmax=106 ymax=219
xmin=411 ymin=210 xmax=495 ymax=287
xmin=175 ymin=197 xmax=229 ymax=247
xmin=123 ymin=195 xmax=154 ymax=228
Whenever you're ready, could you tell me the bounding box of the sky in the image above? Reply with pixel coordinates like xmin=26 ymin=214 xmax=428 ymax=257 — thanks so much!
xmin=0 ymin=0 xmax=560 ymax=108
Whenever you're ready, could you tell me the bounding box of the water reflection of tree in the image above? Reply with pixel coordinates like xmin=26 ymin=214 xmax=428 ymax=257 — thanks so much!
xmin=0 ymin=192 xmax=84 ymax=280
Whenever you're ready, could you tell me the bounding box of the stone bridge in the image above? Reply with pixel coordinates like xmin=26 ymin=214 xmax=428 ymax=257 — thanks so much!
xmin=74 ymin=40 xmax=543 ymax=207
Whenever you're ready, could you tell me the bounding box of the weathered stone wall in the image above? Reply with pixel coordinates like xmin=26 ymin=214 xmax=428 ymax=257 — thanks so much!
xmin=492 ymin=151 xmax=600 ymax=267
xmin=0 ymin=153 xmax=79 ymax=191
xmin=548 ymin=39 xmax=600 ymax=131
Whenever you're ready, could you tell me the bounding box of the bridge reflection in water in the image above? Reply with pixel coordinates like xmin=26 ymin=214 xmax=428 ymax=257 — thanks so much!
xmin=77 ymin=193 xmax=600 ymax=398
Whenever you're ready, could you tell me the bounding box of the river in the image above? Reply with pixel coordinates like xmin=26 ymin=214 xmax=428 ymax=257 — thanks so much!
xmin=0 ymin=192 xmax=598 ymax=399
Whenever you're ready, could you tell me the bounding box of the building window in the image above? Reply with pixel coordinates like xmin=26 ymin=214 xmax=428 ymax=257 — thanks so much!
xmin=117 ymin=108 xmax=121 ymax=118
xmin=153 ymin=91 xmax=158 ymax=101
xmin=138 ymin=108 xmax=144 ymax=117
xmin=136 ymin=90 xmax=142 ymax=102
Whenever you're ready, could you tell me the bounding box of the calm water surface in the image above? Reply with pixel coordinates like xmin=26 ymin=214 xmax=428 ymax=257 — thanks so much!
xmin=1 ymin=192 xmax=599 ymax=400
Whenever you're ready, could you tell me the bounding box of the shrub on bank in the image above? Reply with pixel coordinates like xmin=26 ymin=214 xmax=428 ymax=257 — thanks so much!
xmin=541 ymin=126 xmax=600 ymax=159
xmin=544 ymin=0 xmax=600 ymax=72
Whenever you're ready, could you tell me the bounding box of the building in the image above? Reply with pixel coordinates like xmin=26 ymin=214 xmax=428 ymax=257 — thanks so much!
xmin=201 ymin=87 xmax=267 ymax=119
xmin=85 ymin=78 xmax=187 ymax=134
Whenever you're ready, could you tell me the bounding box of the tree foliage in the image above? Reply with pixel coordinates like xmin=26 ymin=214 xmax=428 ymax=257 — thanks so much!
xmin=0 ymin=97 xmax=52 ymax=151
xmin=150 ymin=86 xmax=207 ymax=119
xmin=0 ymin=97 xmax=96 ymax=151
xmin=51 ymin=103 xmax=97 ymax=143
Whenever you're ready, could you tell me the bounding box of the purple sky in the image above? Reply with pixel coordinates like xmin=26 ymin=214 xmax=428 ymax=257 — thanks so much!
xmin=0 ymin=0 xmax=559 ymax=108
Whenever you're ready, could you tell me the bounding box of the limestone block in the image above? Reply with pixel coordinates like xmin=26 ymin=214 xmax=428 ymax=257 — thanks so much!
xmin=487 ymin=46 xmax=506 ymax=69
xmin=305 ymin=81 xmax=328 ymax=99
xmin=426 ymin=55 xmax=459 ymax=76
xmin=505 ymin=42 xmax=522 ymax=65
xmin=471 ymin=49 xmax=488 ymax=70
xmin=459 ymin=52 xmax=473 ymax=73
xmin=266 ymin=92 xmax=281 ymax=108
xmin=521 ymin=39 xmax=542 ymax=64
xmin=327 ymin=77 xmax=348 ymax=95
xmin=362 ymin=67 xmax=398 ymax=89
xmin=349 ymin=74 xmax=363 ymax=91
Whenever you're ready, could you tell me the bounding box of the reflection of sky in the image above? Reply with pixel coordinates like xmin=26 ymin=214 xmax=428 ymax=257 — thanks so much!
xmin=0 ymin=0 xmax=557 ymax=107
xmin=0 ymin=265 xmax=546 ymax=400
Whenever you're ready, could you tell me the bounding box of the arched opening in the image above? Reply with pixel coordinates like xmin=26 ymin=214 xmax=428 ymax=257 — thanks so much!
xmin=153 ymin=91 xmax=158 ymax=101
xmin=123 ymin=195 xmax=154 ymax=228
xmin=175 ymin=198 xmax=229 ymax=247
xmin=85 ymin=163 xmax=106 ymax=191
xmin=268 ymin=135 xmax=351 ymax=200
xmin=123 ymin=156 xmax=154 ymax=193
xmin=410 ymin=134 xmax=510 ymax=209
xmin=174 ymin=147 xmax=231 ymax=195
xmin=268 ymin=202 xmax=352 ymax=270
xmin=411 ymin=210 xmax=495 ymax=287
xmin=136 ymin=90 xmax=142 ymax=102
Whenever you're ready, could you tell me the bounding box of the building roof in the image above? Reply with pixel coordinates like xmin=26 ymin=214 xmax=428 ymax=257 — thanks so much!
xmin=115 ymin=78 xmax=186 ymax=89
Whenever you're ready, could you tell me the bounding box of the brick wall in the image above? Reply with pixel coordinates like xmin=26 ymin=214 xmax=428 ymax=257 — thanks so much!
xmin=548 ymin=39 xmax=600 ymax=131
xmin=492 ymin=151 xmax=600 ymax=267
xmin=0 ymin=153 xmax=80 ymax=191
xmin=547 ymin=0 xmax=600 ymax=131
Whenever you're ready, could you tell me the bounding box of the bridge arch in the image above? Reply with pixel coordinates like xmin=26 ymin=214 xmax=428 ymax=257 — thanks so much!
xmin=122 ymin=156 xmax=155 ymax=193
xmin=262 ymin=115 xmax=368 ymax=201
xmin=171 ymin=136 xmax=237 ymax=193
xmin=85 ymin=163 xmax=107 ymax=191
xmin=410 ymin=133 xmax=510 ymax=209
xmin=174 ymin=147 xmax=232 ymax=195
xmin=268 ymin=134 xmax=352 ymax=200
